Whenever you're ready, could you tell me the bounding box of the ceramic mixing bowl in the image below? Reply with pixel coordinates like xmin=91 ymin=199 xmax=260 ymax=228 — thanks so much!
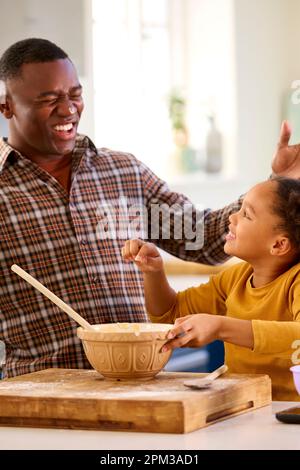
xmin=290 ymin=365 xmax=300 ymax=395
xmin=77 ymin=322 xmax=173 ymax=380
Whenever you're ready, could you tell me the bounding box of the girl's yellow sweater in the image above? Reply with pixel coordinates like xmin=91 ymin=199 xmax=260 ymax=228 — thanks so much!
xmin=149 ymin=262 xmax=300 ymax=401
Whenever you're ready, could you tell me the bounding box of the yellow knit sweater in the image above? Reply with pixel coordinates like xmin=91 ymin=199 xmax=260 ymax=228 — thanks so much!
xmin=149 ymin=262 xmax=300 ymax=401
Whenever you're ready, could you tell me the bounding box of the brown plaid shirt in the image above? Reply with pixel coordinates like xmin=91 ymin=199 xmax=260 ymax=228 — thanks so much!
xmin=0 ymin=134 xmax=241 ymax=377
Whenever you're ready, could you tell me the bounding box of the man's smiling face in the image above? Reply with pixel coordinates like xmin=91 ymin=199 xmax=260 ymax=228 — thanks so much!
xmin=4 ymin=58 xmax=84 ymax=159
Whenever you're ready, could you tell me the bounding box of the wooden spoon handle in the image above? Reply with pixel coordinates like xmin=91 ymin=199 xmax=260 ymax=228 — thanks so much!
xmin=207 ymin=364 xmax=228 ymax=381
xmin=11 ymin=264 xmax=93 ymax=331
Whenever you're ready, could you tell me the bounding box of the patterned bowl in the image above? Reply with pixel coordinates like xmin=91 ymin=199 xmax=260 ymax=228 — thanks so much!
xmin=290 ymin=365 xmax=300 ymax=395
xmin=77 ymin=323 xmax=173 ymax=380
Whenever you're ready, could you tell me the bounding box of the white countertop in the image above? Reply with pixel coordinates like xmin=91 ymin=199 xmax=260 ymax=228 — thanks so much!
xmin=0 ymin=401 xmax=299 ymax=450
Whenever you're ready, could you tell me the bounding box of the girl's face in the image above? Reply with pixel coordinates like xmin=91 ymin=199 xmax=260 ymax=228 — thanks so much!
xmin=224 ymin=180 xmax=286 ymax=262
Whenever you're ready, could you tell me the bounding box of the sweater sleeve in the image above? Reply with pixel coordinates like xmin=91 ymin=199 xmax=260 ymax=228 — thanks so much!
xmin=148 ymin=268 xmax=230 ymax=324
xmin=252 ymin=278 xmax=300 ymax=354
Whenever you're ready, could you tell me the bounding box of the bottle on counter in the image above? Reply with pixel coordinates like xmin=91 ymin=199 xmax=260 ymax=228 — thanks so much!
xmin=205 ymin=115 xmax=223 ymax=173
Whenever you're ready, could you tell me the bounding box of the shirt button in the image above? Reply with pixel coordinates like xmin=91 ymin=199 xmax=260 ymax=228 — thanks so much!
xmin=80 ymin=239 xmax=87 ymax=245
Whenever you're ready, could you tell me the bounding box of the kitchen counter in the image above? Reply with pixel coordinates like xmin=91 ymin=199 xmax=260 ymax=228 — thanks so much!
xmin=0 ymin=401 xmax=299 ymax=450
xmin=164 ymin=256 xmax=239 ymax=276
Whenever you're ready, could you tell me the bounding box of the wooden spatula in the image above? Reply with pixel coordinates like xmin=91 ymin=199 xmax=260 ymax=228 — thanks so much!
xmin=184 ymin=364 xmax=228 ymax=389
xmin=11 ymin=264 xmax=94 ymax=331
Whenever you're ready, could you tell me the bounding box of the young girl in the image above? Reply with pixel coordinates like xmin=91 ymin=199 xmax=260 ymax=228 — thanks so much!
xmin=122 ymin=177 xmax=300 ymax=401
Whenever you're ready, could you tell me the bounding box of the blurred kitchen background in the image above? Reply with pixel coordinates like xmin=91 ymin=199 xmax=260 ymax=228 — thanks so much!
xmin=1 ymin=0 xmax=300 ymax=373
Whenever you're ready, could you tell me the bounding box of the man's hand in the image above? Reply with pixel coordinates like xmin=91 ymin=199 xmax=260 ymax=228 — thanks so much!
xmin=272 ymin=121 xmax=300 ymax=179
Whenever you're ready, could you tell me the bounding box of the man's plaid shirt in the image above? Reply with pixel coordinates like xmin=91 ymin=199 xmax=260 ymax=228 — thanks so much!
xmin=0 ymin=134 xmax=241 ymax=377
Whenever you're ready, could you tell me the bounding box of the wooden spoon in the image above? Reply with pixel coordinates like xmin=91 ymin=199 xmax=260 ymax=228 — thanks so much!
xmin=183 ymin=364 xmax=228 ymax=389
xmin=11 ymin=264 xmax=94 ymax=331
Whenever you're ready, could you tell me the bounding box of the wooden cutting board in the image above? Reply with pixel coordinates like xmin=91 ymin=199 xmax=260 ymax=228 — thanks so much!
xmin=0 ymin=368 xmax=271 ymax=434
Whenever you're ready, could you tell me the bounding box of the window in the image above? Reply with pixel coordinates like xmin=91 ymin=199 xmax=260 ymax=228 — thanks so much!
xmin=92 ymin=0 xmax=236 ymax=182
xmin=92 ymin=0 xmax=172 ymax=178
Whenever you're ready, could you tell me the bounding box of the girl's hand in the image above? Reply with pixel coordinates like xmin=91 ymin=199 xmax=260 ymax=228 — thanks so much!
xmin=162 ymin=314 xmax=222 ymax=352
xmin=121 ymin=239 xmax=164 ymax=273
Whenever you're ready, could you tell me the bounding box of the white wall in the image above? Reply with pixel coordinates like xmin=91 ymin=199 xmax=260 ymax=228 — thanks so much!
xmin=169 ymin=0 xmax=300 ymax=209
xmin=184 ymin=0 xmax=237 ymax=178
xmin=234 ymin=0 xmax=300 ymax=180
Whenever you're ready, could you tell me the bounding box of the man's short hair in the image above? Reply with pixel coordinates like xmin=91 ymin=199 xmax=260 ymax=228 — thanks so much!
xmin=0 ymin=38 xmax=69 ymax=82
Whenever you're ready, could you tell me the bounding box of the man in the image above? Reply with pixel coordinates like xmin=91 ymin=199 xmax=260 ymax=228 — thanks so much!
xmin=0 ymin=38 xmax=298 ymax=378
